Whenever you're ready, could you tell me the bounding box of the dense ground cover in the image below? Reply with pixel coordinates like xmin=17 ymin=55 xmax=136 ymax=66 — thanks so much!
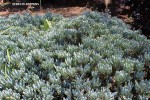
xmin=0 ymin=12 xmax=150 ymax=99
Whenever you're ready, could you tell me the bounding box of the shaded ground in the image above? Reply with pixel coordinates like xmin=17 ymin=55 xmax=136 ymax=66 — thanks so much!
xmin=0 ymin=3 xmax=91 ymax=17
xmin=33 ymin=7 xmax=91 ymax=17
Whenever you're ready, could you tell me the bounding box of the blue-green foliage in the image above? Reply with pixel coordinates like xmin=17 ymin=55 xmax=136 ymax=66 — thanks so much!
xmin=0 ymin=11 xmax=149 ymax=100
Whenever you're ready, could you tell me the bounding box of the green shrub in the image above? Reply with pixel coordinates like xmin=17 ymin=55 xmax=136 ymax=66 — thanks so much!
xmin=0 ymin=11 xmax=149 ymax=100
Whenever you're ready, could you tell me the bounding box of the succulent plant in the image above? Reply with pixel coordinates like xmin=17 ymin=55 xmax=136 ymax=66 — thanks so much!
xmin=0 ymin=11 xmax=149 ymax=99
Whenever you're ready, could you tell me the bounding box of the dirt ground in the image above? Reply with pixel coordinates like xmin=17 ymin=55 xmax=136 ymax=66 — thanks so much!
xmin=0 ymin=5 xmax=91 ymax=17
xmin=33 ymin=7 xmax=91 ymax=17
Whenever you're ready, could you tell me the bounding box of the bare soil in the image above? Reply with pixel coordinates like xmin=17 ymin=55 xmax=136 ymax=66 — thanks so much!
xmin=0 ymin=5 xmax=91 ymax=17
xmin=33 ymin=7 xmax=91 ymax=17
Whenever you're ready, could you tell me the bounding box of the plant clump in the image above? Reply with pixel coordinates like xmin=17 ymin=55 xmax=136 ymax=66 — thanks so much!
xmin=0 ymin=11 xmax=149 ymax=100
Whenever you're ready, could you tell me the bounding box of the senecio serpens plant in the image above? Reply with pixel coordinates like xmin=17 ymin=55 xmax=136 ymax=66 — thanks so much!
xmin=0 ymin=11 xmax=149 ymax=100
